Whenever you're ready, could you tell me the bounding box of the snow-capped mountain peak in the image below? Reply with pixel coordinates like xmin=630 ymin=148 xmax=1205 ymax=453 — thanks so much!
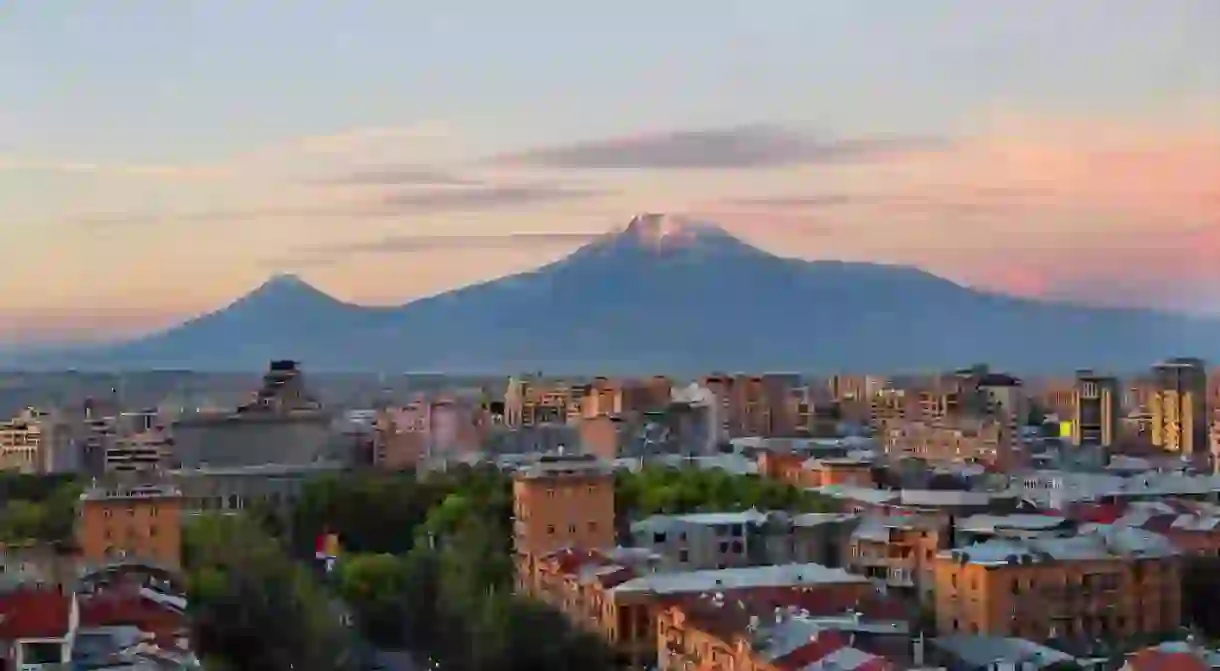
xmin=619 ymin=212 xmax=732 ymax=250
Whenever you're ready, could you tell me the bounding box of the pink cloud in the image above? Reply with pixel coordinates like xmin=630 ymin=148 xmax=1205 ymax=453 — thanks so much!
xmin=705 ymin=112 xmax=1220 ymax=308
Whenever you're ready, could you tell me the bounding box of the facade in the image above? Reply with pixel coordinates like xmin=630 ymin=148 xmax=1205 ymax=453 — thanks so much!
xmin=169 ymin=461 xmax=339 ymax=517
xmin=631 ymin=510 xmax=858 ymax=572
xmin=168 ymin=361 xmax=333 ymax=469
xmin=0 ymin=408 xmax=45 ymax=472
xmin=701 ymin=373 xmax=801 ymax=438
xmin=848 ymin=515 xmax=946 ymax=605
xmin=0 ymin=542 xmax=79 ymax=590
xmin=881 ymin=417 xmax=1016 ymax=469
xmin=0 ymin=407 xmax=80 ymax=474
xmin=373 ymin=397 xmax=487 ymax=468
xmin=933 ymin=525 xmax=1182 ymax=643
xmin=657 ymin=598 xmax=903 ymax=671
xmin=76 ymin=482 xmax=184 ymax=570
xmin=504 ymin=377 xmax=581 ymax=427
xmin=512 ymin=453 xmax=617 ymax=592
xmin=105 ymin=428 xmax=174 ymax=473
xmin=1071 ymin=371 xmax=1120 ymax=448
xmin=1150 ymin=358 xmax=1209 ymax=457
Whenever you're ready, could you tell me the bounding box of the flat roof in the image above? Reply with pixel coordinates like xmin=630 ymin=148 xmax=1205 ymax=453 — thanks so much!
xmin=612 ymin=562 xmax=867 ymax=596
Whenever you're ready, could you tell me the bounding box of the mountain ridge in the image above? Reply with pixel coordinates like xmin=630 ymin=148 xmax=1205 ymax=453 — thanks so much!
xmin=10 ymin=215 xmax=1220 ymax=374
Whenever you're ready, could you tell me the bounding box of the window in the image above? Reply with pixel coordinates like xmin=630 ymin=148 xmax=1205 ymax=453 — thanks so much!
xmin=730 ymin=541 xmax=743 ymax=554
xmin=653 ymin=532 xmax=667 ymax=543
xmin=718 ymin=541 xmax=729 ymax=553
xmin=678 ymin=549 xmax=689 ymax=563
xmin=547 ymin=489 xmax=556 ymax=498
xmin=546 ymin=525 xmax=555 ymax=535
xmin=103 ymin=509 xmax=112 ymax=519
xmin=588 ymin=521 xmax=598 ymax=532
xmin=150 ymin=506 xmax=158 ymax=517
xmin=568 ymin=524 xmax=576 ymax=534
xmin=149 ymin=525 xmax=158 ymax=538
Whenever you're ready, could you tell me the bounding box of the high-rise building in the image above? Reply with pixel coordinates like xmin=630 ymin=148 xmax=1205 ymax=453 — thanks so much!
xmin=1071 ymin=370 xmax=1119 ymax=448
xmin=1150 ymin=357 xmax=1209 ymax=456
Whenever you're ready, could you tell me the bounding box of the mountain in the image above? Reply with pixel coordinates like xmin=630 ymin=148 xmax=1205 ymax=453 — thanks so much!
xmin=17 ymin=214 xmax=1220 ymax=373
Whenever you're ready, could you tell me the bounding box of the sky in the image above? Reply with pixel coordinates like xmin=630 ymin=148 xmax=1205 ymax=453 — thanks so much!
xmin=1 ymin=0 xmax=1218 ymax=344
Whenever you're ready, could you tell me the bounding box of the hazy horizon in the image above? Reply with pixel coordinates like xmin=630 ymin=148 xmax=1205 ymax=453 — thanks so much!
xmin=2 ymin=1 xmax=1218 ymax=344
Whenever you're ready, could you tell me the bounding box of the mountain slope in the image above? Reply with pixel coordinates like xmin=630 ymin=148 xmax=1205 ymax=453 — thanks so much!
xmin=28 ymin=214 xmax=1220 ymax=373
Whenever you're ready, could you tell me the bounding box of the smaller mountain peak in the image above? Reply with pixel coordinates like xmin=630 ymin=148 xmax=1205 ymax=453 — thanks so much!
xmin=620 ymin=212 xmax=732 ymax=250
xmin=243 ymin=273 xmax=331 ymax=304
xmin=265 ymin=272 xmax=309 ymax=288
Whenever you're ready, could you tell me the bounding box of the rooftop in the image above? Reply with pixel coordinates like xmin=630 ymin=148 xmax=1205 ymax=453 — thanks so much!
xmin=0 ymin=588 xmax=73 ymax=640
xmin=613 ymin=562 xmax=867 ymax=596
xmin=81 ymin=482 xmax=182 ymax=501
xmin=940 ymin=523 xmax=1179 ymax=565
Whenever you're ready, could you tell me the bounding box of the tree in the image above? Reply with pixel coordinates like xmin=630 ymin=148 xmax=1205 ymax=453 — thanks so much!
xmin=615 ymin=466 xmax=838 ymax=520
xmin=335 ymin=553 xmax=412 ymax=647
xmin=184 ymin=514 xmax=355 ymax=671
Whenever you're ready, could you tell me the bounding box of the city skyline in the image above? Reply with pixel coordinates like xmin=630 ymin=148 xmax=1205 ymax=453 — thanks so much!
xmin=1 ymin=0 xmax=1218 ymax=344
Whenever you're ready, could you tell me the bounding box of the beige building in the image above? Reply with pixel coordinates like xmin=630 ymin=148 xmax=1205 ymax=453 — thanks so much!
xmin=1071 ymin=370 xmax=1120 ymax=448
xmin=934 ymin=525 xmax=1181 ymax=642
xmin=0 ymin=407 xmax=78 ymax=474
xmin=882 ymin=417 xmax=1016 ymax=469
xmin=0 ymin=408 xmax=45 ymax=472
xmin=1150 ymin=358 xmax=1209 ymax=457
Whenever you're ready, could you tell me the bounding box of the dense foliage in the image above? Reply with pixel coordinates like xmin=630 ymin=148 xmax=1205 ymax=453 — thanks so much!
xmin=615 ymin=466 xmax=838 ymax=518
xmin=183 ymin=514 xmax=358 ymax=671
xmin=0 ymin=473 xmax=82 ymax=543
xmin=187 ymin=463 xmax=839 ymax=670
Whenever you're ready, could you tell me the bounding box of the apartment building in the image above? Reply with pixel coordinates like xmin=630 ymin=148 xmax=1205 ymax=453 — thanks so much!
xmin=933 ymin=525 xmax=1182 ymax=642
xmin=76 ymin=481 xmax=184 ymax=570
xmin=0 ymin=408 xmax=44 ymax=473
xmin=1150 ymin=358 xmax=1210 ymax=458
xmin=0 ymin=407 xmax=84 ymax=474
xmin=630 ymin=510 xmax=858 ymax=572
xmin=848 ymin=515 xmax=947 ymax=605
xmin=580 ymin=376 xmax=673 ymax=419
xmin=881 ymin=417 xmax=1016 ymax=469
xmin=657 ymin=597 xmax=905 ymax=671
xmin=1071 ymin=371 xmax=1120 ymax=448
xmin=512 ymin=453 xmax=616 ymax=592
xmin=105 ymin=428 xmax=174 ymax=473
xmin=504 ymin=376 xmax=582 ymax=427
xmin=701 ymin=373 xmax=801 ymax=438
xmin=537 ymin=551 xmax=881 ymax=669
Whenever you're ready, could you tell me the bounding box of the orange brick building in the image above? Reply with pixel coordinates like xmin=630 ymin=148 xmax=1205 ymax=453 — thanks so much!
xmin=76 ymin=481 xmax=183 ymax=570
xmin=512 ymin=454 xmax=616 ymax=592
xmin=933 ymin=526 xmax=1182 ymax=642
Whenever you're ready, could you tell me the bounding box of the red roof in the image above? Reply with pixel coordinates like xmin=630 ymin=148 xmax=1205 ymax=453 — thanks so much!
xmin=1126 ymin=648 xmax=1209 ymax=671
xmin=1071 ymin=502 xmax=1123 ymax=524
xmin=772 ymin=631 xmax=895 ymax=671
xmin=79 ymin=589 xmax=186 ymax=637
xmin=0 ymin=590 xmax=72 ymax=640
